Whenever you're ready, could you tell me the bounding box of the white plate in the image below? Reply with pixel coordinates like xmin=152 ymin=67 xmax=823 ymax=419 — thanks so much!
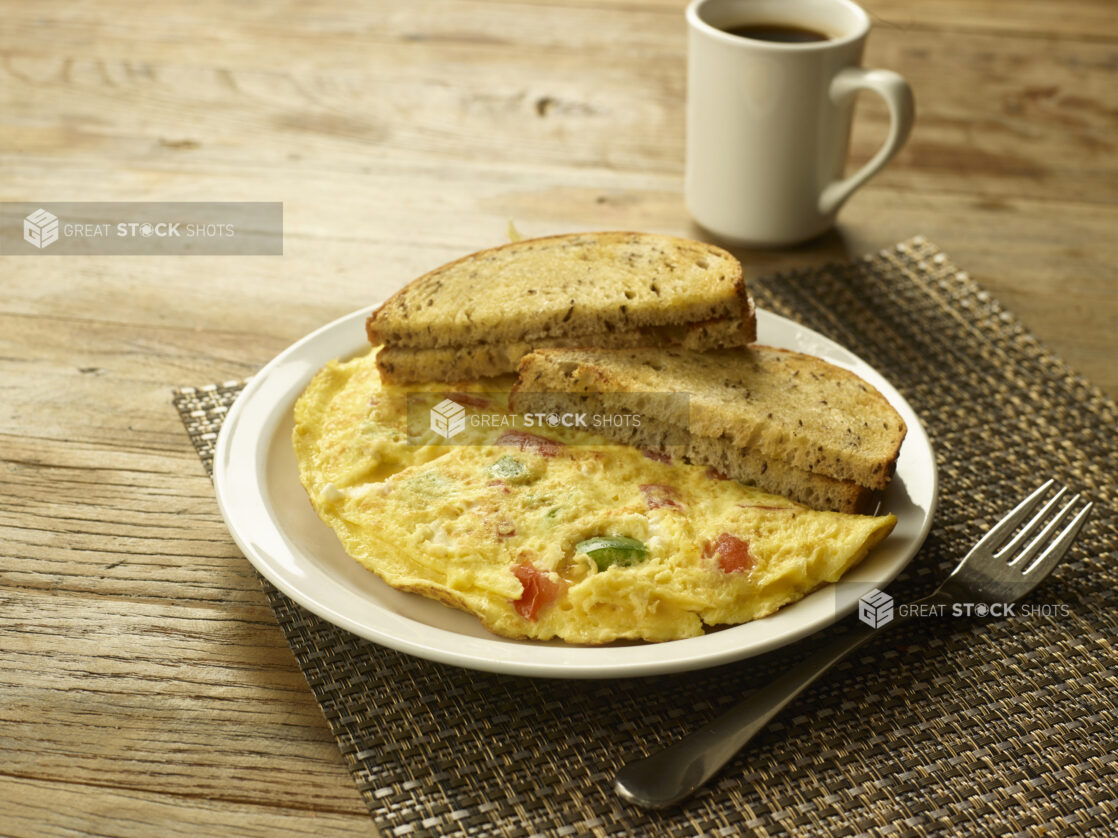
xmin=214 ymin=307 xmax=937 ymax=679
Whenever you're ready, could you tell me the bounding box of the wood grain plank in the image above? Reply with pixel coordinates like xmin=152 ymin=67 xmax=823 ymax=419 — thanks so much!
xmin=0 ymin=8 xmax=1113 ymax=203
xmin=481 ymin=0 xmax=1118 ymax=41
xmin=1 ymin=168 xmax=1114 ymax=395
xmin=508 ymin=0 xmax=1118 ymax=41
xmin=0 ymin=589 xmax=370 ymax=816
xmin=2 ymin=0 xmax=1114 ymax=59
xmin=0 ymin=776 xmax=376 ymax=838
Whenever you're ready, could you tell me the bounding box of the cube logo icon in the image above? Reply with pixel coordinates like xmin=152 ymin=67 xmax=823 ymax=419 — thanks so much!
xmin=858 ymin=588 xmax=894 ymax=628
xmin=24 ymin=209 xmax=60 ymax=249
xmin=430 ymin=398 xmax=466 ymax=439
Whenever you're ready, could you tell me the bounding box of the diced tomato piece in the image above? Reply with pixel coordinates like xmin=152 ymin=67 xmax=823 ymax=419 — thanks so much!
xmin=511 ymin=562 xmax=564 ymax=620
xmin=497 ymin=431 xmax=564 ymax=457
xmin=642 ymin=448 xmax=672 ymax=464
xmin=704 ymin=466 xmax=730 ymax=481
xmin=640 ymin=483 xmax=683 ymax=511
xmin=702 ymin=533 xmax=756 ymax=574
xmin=448 ymin=392 xmax=491 ymax=408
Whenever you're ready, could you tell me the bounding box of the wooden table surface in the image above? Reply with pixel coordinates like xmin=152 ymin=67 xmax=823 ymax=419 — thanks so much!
xmin=2 ymin=0 xmax=1115 ymax=834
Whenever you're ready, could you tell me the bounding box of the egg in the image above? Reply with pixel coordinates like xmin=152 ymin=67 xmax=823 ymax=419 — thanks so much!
xmin=293 ymin=348 xmax=896 ymax=644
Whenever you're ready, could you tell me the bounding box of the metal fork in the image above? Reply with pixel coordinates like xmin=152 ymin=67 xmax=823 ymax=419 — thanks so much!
xmin=615 ymin=480 xmax=1093 ymax=809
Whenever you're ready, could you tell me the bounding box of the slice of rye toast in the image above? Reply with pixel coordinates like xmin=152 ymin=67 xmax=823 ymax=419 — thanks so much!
xmin=512 ymin=345 xmax=907 ymax=493
xmin=376 ymin=315 xmax=750 ymax=383
xmin=507 ymin=390 xmax=873 ymax=513
xmin=365 ymin=231 xmax=755 ymax=352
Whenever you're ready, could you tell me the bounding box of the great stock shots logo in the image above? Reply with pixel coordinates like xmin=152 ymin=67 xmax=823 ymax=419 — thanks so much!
xmin=23 ymin=209 xmax=59 ymax=249
xmin=2 ymin=202 xmax=282 ymax=254
xmin=858 ymin=588 xmax=894 ymax=628
xmin=411 ymin=391 xmax=689 ymax=447
xmin=430 ymin=398 xmax=467 ymax=440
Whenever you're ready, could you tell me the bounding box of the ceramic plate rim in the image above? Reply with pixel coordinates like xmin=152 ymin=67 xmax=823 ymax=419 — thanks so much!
xmin=213 ymin=306 xmax=937 ymax=679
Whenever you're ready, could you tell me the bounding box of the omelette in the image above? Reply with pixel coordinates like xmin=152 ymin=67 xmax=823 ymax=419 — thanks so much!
xmin=292 ymin=349 xmax=897 ymax=645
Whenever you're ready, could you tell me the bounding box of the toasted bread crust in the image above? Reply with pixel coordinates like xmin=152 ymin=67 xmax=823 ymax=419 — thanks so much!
xmin=515 ymin=345 xmax=907 ymax=490
xmin=507 ymin=389 xmax=874 ymax=513
xmin=366 ymin=231 xmax=750 ymax=349
xmin=375 ymin=314 xmax=755 ymax=383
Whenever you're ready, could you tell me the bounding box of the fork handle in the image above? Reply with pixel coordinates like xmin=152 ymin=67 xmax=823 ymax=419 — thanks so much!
xmin=614 ymin=617 xmax=898 ymax=809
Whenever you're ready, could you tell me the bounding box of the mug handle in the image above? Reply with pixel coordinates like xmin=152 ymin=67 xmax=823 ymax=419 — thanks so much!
xmin=818 ymin=67 xmax=915 ymax=217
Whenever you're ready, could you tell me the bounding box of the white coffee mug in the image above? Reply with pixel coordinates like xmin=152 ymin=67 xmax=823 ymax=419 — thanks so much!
xmin=686 ymin=0 xmax=914 ymax=246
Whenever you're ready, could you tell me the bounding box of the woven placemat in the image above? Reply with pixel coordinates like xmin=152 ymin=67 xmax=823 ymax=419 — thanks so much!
xmin=174 ymin=238 xmax=1117 ymax=837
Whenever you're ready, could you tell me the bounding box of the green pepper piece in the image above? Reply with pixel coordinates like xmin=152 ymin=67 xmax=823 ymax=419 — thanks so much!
xmin=575 ymin=536 xmax=650 ymax=571
xmin=488 ymin=455 xmax=529 ymax=483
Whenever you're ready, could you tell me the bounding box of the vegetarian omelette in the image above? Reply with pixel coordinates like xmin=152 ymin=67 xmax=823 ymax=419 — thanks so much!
xmin=293 ymin=348 xmax=896 ymax=644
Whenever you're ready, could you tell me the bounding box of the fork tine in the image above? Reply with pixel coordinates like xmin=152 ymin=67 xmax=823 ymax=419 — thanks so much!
xmin=969 ymin=479 xmax=1055 ymax=556
xmin=995 ymin=486 xmax=1068 ymax=560
xmin=1022 ymin=502 xmax=1093 ymax=580
xmin=1010 ymin=493 xmax=1083 ymax=569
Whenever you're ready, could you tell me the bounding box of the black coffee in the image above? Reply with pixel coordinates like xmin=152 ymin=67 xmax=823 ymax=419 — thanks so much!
xmin=722 ymin=22 xmax=832 ymax=43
